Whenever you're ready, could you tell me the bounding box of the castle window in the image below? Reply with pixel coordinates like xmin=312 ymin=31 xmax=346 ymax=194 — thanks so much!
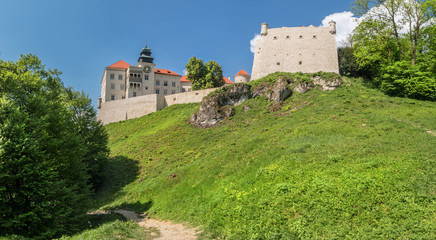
xmin=110 ymin=74 xmax=115 ymax=79
xmin=138 ymin=74 xmax=141 ymax=78
xmin=182 ymin=88 xmax=186 ymax=92
xmin=172 ymin=90 xmax=176 ymax=94
xmin=122 ymin=96 xmax=125 ymax=99
xmin=120 ymin=84 xmax=124 ymax=90
xmin=156 ymin=80 xmax=160 ymax=86
xmin=299 ymin=61 xmax=302 ymax=65
xmin=144 ymin=75 xmax=149 ymax=80
xmin=130 ymin=73 xmax=133 ymax=77
xmin=164 ymin=81 xmax=168 ymax=86
xmin=145 ymin=86 xmax=148 ymax=90
xmin=111 ymin=95 xmax=115 ymax=100
xmin=130 ymin=83 xmax=133 ymax=87
xmin=273 ymin=36 xmax=278 ymax=40
xmin=276 ymin=62 xmax=280 ymax=65
xmin=138 ymin=83 xmax=141 ymax=88
xmin=156 ymin=89 xmax=160 ymax=94
xmin=164 ymin=89 xmax=168 ymax=94
xmin=172 ymin=82 xmax=176 ymax=87
xmin=286 ymin=36 xmax=290 ymax=39
xmin=299 ymin=35 xmax=303 ymax=39
xmin=313 ymin=35 xmax=317 ymax=39
xmin=118 ymin=74 xmax=123 ymax=80
xmin=134 ymin=74 xmax=137 ymax=77
xmin=133 ymin=92 xmax=136 ymax=97
xmin=110 ymin=84 xmax=115 ymax=89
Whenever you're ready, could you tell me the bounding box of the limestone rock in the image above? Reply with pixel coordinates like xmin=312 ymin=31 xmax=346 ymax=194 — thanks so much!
xmin=313 ymin=76 xmax=342 ymax=91
xmin=217 ymin=84 xmax=252 ymax=106
xmin=252 ymin=77 xmax=292 ymax=102
xmin=293 ymin=82 xmax=315 ymax=93
xmin=189 ymin=95 xmax=235 ymax=128
xmin=271 ymin=77 xmax=292 ymax=102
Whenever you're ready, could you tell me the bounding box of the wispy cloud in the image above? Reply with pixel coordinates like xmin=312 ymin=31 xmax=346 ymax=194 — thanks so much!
xmin=321 ymin=11 xmax=360 ymax=46
xmin=250 ymin=34 xmax=262 ymax=53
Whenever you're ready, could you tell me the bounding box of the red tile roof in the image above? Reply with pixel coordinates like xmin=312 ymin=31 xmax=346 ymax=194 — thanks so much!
xmin=180 ymin=75 xmax=234 ymax=84
xmin=223 ymin=76 xmax=233 ymax=84
xmin=107 ymin=60 xmax=131 ymax=69
xmin=235 ymin=69 xmax=250 ymax=77
xmin=154 ymin=68 xmax=181 ymax=76
xmin=180 ymin=75 xmax=190 ymax=82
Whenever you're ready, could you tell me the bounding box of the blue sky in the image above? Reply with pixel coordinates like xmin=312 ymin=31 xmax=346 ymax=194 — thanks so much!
xmin=0 ymin=0 xmax=355 ymax=107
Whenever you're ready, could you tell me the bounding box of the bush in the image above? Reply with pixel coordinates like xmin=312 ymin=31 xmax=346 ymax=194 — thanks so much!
xmin=377 ymin=61 xmax=436 ymax=101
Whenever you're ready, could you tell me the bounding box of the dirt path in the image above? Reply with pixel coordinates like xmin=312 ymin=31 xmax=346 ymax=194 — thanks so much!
xmin=113 ymin=209 xmax=200 ymax=240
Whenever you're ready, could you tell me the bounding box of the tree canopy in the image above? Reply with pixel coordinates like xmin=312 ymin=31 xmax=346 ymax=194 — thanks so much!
xmin=0 ymin=54 xmax=108 ymax=238
xmin=185 ymin=56 xmax=224 ymax=90
xmin=350 ymin=0 xmax=435 ymax=100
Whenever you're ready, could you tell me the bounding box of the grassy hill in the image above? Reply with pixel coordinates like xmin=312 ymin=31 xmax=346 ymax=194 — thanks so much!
xmin=94 ymin=74 xmax=435 ymax=239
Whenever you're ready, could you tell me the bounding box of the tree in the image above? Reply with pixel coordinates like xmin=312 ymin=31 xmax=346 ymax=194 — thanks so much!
xmin=0 ymin=54 xmax=108 ymax=238
xmin=185 ymin=56 xmax=224 ymax=90
xmin=351 ymin=0 xmax=435 ymax=100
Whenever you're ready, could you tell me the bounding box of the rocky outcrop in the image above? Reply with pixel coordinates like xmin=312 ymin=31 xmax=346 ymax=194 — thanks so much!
xmin=252 ymin=77 xmax=292 ymax=102
xmin=312 ymin=76 xmax=342 ymax=91
xmin=190 ymin=84 xmax=250 ymax=128
xmin=190 ymin=74 xmax=342 ymax=128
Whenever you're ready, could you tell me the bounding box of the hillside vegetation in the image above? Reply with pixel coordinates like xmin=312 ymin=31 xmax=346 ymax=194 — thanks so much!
xmin=96 ymin=73 xmax=435 ymax=239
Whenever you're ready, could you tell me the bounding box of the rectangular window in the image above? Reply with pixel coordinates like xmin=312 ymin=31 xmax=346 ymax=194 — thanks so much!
xmin=111 ymin=95 xmax=115 ymax=100
xmin=182 ymin=88 xmax=186 ymax=92
xmin=110 ymin=74 xmax=115 ymax=79
xmin=164 ymin=81 xmax=168 ymax=86
xmin=156 ymin=80 xmax=160 ymax=86
xmin=172 ymin=90 xmax=176 ymax=94
xmin=144 ymin=75 xmax=149 ymax=80
xmin=171 ymin=82 xmax=176 ymax=87
xmin=133 ymin=92 xmax=136 ymax=97
xmin=118 ymin=74 xmax=123 ymax=80
xmin=120 ymin=84 xmax=124 ymax=90
xmin=164 ymin=89 xmax=168 ymax=94
xmin=156 ymin=89 xmax=160 ymax=94
xmin=111 ymin=84 xmax=115 ymax=89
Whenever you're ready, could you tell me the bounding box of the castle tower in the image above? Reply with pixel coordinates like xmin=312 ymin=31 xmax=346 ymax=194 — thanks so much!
xmin=251 ymin=22 xmax=339 ymax=80
xmin=329 ymin=20 xmax=336 ymax=34
xmin=234 ymin=69 xmax=251 ymax=83
xmin=261 ymin=22 xmax=268 ymax=36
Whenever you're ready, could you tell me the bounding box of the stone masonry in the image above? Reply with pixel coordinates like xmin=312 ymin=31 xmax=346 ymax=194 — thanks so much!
xmin=251 ymin=22 xmax=339 ymax=80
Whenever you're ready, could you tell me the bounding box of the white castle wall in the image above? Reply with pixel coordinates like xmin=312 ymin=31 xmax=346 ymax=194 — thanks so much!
xmin=98 ymin=88 xmax=216 ymax=125
xmin=164 ymin=88 xmax=216 ymax=107
xmin=251 ymin=25 xmax=339 ymax=80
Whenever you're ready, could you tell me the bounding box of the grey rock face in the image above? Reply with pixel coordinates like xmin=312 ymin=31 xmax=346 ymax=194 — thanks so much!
xmin=313 ymin=76 xmax=342 ymax=91
xmin=189 ymin=74 xmax=340 ymax=128
xmin=271 ymin=77 xmax=292 ymax=102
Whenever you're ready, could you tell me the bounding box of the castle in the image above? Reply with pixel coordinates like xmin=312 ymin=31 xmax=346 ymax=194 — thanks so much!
xmin=251 ymin=21 xmax=339 ymax=80
xmin=97 ymin=46 xmax=249 ymax=124
xmin=97 ymin=22 xmax=339 ymax=124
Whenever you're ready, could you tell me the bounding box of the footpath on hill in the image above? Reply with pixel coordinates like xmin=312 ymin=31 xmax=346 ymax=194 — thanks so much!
xmin=112 ymin=209 xmax=199 ymax=240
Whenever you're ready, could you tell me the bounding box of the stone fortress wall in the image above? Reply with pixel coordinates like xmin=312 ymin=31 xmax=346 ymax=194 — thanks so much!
xmin=251 ymin=22 xmax=339 ymax=80
xmin=97 ymin=88 xmax=216 ymax=125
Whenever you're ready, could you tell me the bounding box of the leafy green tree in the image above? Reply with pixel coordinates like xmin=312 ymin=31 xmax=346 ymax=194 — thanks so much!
xmin=185 ymin=56 xmax=224 ymax=90
xmin=338 ymin=46 xmax=369 ymax=78
xmin=351 ymin=0 xmax=435 ymax=100
xmin=0 ymin=54 xmax=108 ymax=238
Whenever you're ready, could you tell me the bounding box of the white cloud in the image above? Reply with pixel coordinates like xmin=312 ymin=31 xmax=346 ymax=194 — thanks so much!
xmin=250 ymin=34 xmax=262 ymax=53
xmin=321 ymin=11 xmax=360 ymax=47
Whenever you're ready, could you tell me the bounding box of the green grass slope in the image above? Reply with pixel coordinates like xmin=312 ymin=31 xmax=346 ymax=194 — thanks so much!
xmin=98 ymin=75 xmax=435 ymax=239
